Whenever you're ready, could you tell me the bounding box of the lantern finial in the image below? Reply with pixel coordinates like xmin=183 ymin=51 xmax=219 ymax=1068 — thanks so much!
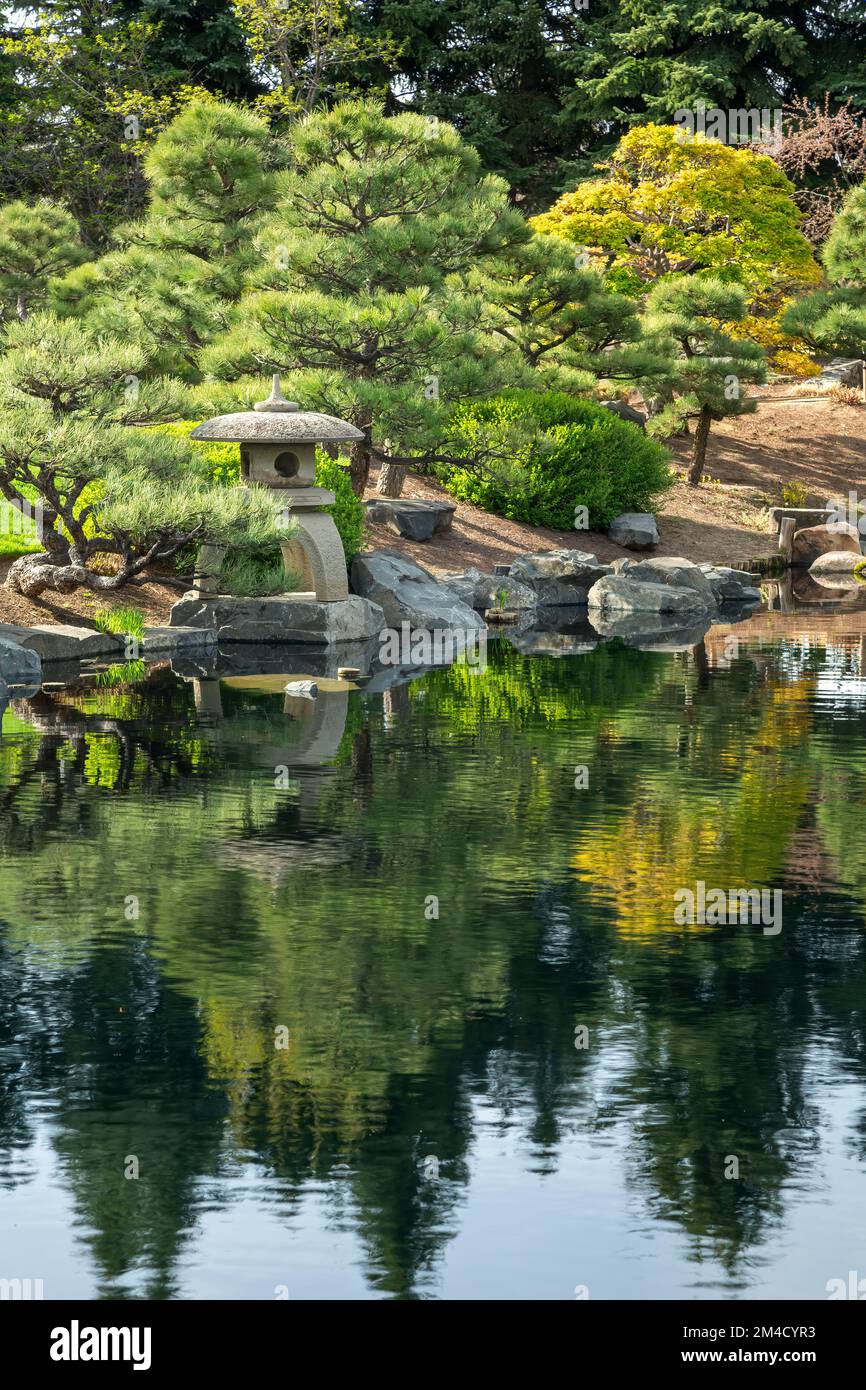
xmin=254 ymin=374 xmax=298 ymax=413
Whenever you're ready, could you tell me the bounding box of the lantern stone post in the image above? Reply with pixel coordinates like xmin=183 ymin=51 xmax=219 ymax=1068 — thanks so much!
xmin=190 ymin=377 xmax=364 ymax=602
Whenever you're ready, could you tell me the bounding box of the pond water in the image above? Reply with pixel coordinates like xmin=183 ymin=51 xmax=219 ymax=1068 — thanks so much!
xmin=1 ymin=620 xmax=866 ymax=1301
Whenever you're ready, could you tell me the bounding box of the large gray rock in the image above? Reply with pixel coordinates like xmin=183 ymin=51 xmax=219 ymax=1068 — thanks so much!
xmin=700 ymin=565 xmax=762 ymax=604
xmin=507 ymin=549 xmax=611 ymax=606
xmin=791 ymin=522 xmax=861 ymax=568
xmin=0 ymin=621 xmax=123 ymax=661
xmin=809 ymin=551 xmax=863 ymax=575
xmin=622 ymin=556 xmax=718 ymax=607
xmin=438 ymin=566 xmax=537 ymax=612
xmin=143 ymin=625 xmax=219 ymax=655
xmin=0 ymin=635 xmax=42 ymax=685
xmin=364 ymin=497 xmax=456 ymax=541
xmin=811 ymin=357 xmax=862 ymax=390
xmin=587 ymin=573 xmax=711 ymax=619
xmin=350 ymin=551 xmax=483 ymax=631
xmin=607 ymin=512 xmax=660 ymax=550
xmin=769 ymin=505 xmax=835 ymax=534
xmin=808 ymin=551 xmax=864 ymax=589
xmin=169 ymin=593 xmax=386 ymax=645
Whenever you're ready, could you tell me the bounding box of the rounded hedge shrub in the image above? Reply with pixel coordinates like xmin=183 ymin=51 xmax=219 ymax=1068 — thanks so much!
xmin=441 ymin=391 xmax=673 ymax=530
xmin=156 ymin=423 xmax=366 ymax=565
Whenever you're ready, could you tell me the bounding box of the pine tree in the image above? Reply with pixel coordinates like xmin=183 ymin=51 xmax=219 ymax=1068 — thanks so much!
xmin=347 ymin=0 xmax=597 ymax=205
xmin=118 ymin=1 xmax=260 ymax=98
xmin=781 ymin=184 xmax=866 ymax=356
xmin=203 ymin=99 xmax=527 ymax=495
xmin=0 ymin=199 xmax=88 ymax=322
xmin=51 ymin=101 xmax=284 ymax=378
xmin=570 ymin=1 xmax=866 ymax=130
xmin=0 ymin=314 xmax=290 ymax=596
xmin=643 ymin=279 xmax=766 ymax=485
xmin=470 ymin=233 xmax=672 ymax=395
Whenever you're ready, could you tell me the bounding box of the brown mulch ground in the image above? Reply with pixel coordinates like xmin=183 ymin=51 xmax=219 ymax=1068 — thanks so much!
xmin=0 ymin=558 xmax=182 ymax=630
xmin=0 ymin=389 xmax=863 ymax=629
xmin=366 ymin=390 xmax=866 ymax=576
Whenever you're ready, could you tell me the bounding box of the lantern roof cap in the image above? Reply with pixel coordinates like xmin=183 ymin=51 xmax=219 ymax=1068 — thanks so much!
xmin=190 ymin=376 xmax=364 ymax=445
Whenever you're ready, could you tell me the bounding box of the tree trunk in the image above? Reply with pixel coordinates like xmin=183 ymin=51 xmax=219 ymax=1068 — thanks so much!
xmin=5 ymin=553 xmax=87 ymax=596
xmin=687 ymin=406 xmax=712 ymax=485
xmin=349 ymin=440 xmax=371 ymax=496
xmin=376 ymin=462 xmax=407 ymax=497
xmin=16 ymin=292 xmax=27 ymax=321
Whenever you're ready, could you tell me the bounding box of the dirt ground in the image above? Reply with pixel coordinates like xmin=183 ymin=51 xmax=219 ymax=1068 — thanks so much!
xmin=0 ymin=388 xmax=863 ymax=628
xmin=366 ymin=389 xmax=866 ymax=576
xmin=0 ymin=560 xmax=182 ymax=630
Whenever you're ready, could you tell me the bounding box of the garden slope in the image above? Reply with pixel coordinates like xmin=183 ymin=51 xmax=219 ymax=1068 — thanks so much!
xmin=0 ymin=392 xmax=862 ymax=630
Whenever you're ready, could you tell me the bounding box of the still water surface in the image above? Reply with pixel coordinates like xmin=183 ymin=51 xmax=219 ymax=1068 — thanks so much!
xmin=1 ymin=626 xmax=866 ymax=1299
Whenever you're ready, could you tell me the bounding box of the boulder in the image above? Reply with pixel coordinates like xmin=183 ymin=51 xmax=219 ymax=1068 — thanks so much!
xmin=438 ymin=566 xmax=536 ymax=612
xmin=350 ymin=551 xmax=483 ymax=632
xmin=0 ymin=621 xmax=123 ymax=662
xmin=810 ymin=357 xmax=862 ymax=390
xmin=791 ymin=522 xmax=861 ymax=568
xmin=700 ymin=565 xmax=763 ymax=605
xmin=364 ymin=497 xmax=456 ymax=541
xmin=143 ymin=625 xmax=219 ymax=655
xmin=769 ymin=505 xmax=835 ymax=534
xmin=808 ymin=551 xmax=863 ymax=575
xmin=0 ymin=635 xmax=41 ymax=686
xmin=507 ymin=549 xmax=611 ymax=606
xmin=587 ymin=574 xmax=711 ymax=619
xmin=607 ymin=512 xmax=660 ymax=549
xmin=622 ymin=556 xmax=718 ymax=607
xmin=169 ymin=593 xmax=386 ymax=645
xmin=808 ymin=551 xmax=863 ymax=589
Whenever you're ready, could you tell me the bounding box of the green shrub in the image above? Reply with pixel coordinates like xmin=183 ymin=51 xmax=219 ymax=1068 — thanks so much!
xmin=155 ymin=424 xmax=365 ymax=565
xmin=156 ymin=420 xmax=241 ymax=485
xmin=441 ymin=390 xmax=674 ymax=530
xmin=314 ymin=452 xmax=366 ymax=564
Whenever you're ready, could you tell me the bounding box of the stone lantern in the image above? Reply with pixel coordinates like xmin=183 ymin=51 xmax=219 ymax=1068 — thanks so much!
xmin=190 ymin=377 xmax=364 ymax=602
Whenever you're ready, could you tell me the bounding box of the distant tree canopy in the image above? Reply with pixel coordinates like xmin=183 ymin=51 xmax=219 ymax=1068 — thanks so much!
xmin=568 ymin=1 xmax=866 ymax=128
xmin=2 ymin=1 xmax=866 ymax=231
xmin=117 ymin=1 xmax=261 ymax=98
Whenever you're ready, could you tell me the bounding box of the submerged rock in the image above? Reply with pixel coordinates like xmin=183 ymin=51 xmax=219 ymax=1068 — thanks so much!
xmin=588 ymin=611 xmax=714 ymax=649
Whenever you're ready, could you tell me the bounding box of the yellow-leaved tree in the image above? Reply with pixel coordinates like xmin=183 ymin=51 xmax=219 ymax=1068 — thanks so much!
xmin=532 ymin=124 xmax=820 ymax=366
